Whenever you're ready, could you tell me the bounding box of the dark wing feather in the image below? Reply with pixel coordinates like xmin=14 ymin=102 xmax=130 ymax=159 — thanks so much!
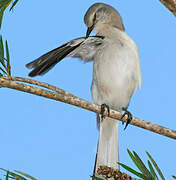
xmin=26 ymin=36 xmax=104 ymax=77
xmin=27 ymin=42 xmax=83 ymax=77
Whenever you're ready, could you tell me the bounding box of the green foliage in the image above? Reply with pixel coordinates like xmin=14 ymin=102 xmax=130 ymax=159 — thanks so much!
xmin=0 ymin=6 xmax=5 ymax=29
xmin=91 ymin=175 xmax=107 ymax=180
xmin=0 ymin=0 xmax=19 ymax=28
xmin=9 ymin=0 xmax=19 ymax=11
xmin=146 ymin=151 xmax=165 ymax=180
xmin=14 ymin=170 xmax=37 ymax=180
xmin=0 ymin=0 xmax=12 ymax=8
xmin=5 ymin=39 xmax=11 ymax=76
xmin=119 ymin=149 xmax=167 ymax=180
xmin=118 ymin=162 xmax=145 ymax=179
xmin=0 ymin=168 xmax=37 ymax=180
xmin=0 ymin=0 xmax=16 ymax=77
xmin=92 ymin=149 xmax=176 ymax=180
xmin=0 ymin=36 xmax=11 ymax=76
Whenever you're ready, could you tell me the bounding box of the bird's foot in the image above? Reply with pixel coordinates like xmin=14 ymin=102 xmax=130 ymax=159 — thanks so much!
xmin=121 ymin=107 xmax=133 ymax=130
xmin=100 ymin=104 xmax=110 ymax=121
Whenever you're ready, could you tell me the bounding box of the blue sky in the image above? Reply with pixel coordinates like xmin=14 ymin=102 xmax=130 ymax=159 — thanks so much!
xmin=1 ymin=0 xmax=176 ymax=179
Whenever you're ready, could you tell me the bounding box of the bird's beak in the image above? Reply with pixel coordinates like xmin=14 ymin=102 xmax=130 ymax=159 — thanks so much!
xmin=86 ymin=24 xmax=94 ymax=38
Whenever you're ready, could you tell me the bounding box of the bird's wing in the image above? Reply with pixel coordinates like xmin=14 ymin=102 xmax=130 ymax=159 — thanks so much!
xmin=68 ymin=36 xmax=104 ymax=62
xmin=26 ymin=36 xmax=104 ymax=77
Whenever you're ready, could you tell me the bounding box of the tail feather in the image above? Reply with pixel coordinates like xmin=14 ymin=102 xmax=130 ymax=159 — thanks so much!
xmin=94 ymin=117 xmax=119 ymax=175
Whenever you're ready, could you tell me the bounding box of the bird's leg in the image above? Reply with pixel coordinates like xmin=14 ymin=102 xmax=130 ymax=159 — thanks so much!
xmin=100 ymin=104 xmax=110 ymax=121
xmin=121 ymin=107 xmax=133 ymax=130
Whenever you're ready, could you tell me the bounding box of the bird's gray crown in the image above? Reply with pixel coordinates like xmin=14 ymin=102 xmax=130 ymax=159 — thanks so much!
xmin=84 ymin=3 xmax=125 ymax=32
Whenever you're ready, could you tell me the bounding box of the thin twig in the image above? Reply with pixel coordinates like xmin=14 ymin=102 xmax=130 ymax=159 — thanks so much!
xmin=159 ymin=0 xmax=176 ymax=16
xmin=0 ymin=77 xmax=176 ymax=140
xmin=2 ymin=76 xmax=77 ymax=98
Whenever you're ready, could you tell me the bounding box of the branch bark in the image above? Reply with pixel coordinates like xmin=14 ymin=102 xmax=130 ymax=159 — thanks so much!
xmin=1 ymin=76 xmax=176 ymax=140
xmin=159 ymin=0 xmax=176 ymax=16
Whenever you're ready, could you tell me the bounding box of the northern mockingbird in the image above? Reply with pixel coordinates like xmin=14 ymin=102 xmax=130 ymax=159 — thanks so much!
xmin=26 ymin=2 xmax=141 ymax=176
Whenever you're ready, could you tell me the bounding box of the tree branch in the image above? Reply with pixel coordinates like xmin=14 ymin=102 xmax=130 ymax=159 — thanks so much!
xmin=159 ymin=0 xmax=176 ymax=16
xmin=0 ymin=76 xmax=176 ymax=140
xmin=5 ymin=76 xmax=77 ymax=98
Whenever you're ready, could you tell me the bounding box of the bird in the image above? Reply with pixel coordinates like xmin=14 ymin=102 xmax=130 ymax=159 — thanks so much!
xmin=26 ymin=2 xmax=141 ymax=176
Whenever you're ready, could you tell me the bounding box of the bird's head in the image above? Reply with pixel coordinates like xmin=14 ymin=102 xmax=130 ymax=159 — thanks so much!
xmin=84 ymin=3 xmax=125 ymax=38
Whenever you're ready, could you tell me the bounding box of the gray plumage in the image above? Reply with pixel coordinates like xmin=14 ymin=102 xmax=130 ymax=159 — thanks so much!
xmin=26 ymin=3 xmax=141 ymax=177
xmin=26 ymin=36 xmax=104 ymax=76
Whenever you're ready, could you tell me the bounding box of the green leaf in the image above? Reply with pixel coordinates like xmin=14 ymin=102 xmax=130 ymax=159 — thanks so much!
xmin=118 ymin=162 xmax=145 ymax=179
xmin=0 ymin=168 xmax=27 ymax=180
xmin=146 ymin=152 xmax=165 ymax=180
xmin=10 ymin=0 xmax=19 ymax=11
xmin=133 ymin=151 xmax=153 ymax=179
xmin=15 ymin=170 xmax=37 ymax=180
xmin=5 ymin=171 xmax=9 ymax=180
xmin=0 ymin=6 xmax=4 ymax=29
xmin=0 ymin=35 xmax=6 ymax=69
xmin=0 ymin=66 xmax=7 ymax=75
xmin=0 ymin=57 xmax=6 ymax=69
xmin=148 ymin=160 xmax=158 ymax=180
xmin=0 ymin=72 xmax=3 ymax=76
xmin=172 ymin=176 xmax=176 ymax=179
xmin=0 ymin=35 xmax=4 ymax=59
xmin=0 ymin=0 xmax=13 ymax=28
xmin=5 ymin=40 xmax=11 ymax=76
xmin=91 ymin=175 xmax=107 ymax=180
xmin=0 ymin=0 xmax=12 ymax=7
xmin=0 ymin=0 xmax=12 ymax=8
xmin=127 ymin=149 xmax=145 ymax=175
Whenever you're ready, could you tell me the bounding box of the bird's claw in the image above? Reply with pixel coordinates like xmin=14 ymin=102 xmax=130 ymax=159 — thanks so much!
xmin=100 ymin=104 xmax=110 ymax=121
xmin=121 ymin=107 xmax=133 ymax=130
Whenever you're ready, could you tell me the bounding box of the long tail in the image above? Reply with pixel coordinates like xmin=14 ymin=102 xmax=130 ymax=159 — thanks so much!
xmin=94 ymin=117 xmax=119 ymax=175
